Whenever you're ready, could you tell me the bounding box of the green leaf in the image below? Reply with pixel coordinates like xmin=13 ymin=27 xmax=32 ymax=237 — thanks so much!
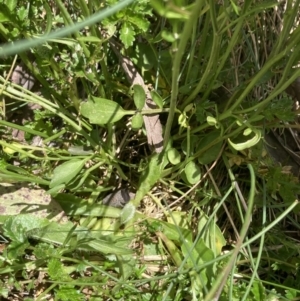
xmin=3 ymin=215 xmax=50 ymax=242
xmin=29 ymin=221 xmax=76 ymax=246
xmin=120 ymin=202 xmax=136 ymax=224
xmin=117 ymin=254 xmax=136 ymax=282
xmin=48 ymin=258 xmax=71 ymax=281
xmin=6 ymin=0 xmax=17 ymax=11
xmin=0 ymin=11 xmax=9 ymax=22
xmin=56 ymin=287 xmax=84 ymax=301
xmin=197 ymin=130 xmax=222 ymax=165
xmin=133 ymin=84 xmax=146 ymax=109
xmin=128 ymin=14 xmax=150 ymax=32
xmin=167 ymin=148 xmax=181 ymax=165
xmin=80 ymin=96 xmax=128 ymax=124
xmin=229 ymin=0 xmax=240 ymax=15
xmin=50 ymin=159 xmax=86 ymax=188
xmin=6 ymin=240 xmax=29 ymax=259
xmin=134 ymin=43 xmax=156 ymax=70
xmin=197 ymin=211 xmax=226 ymax=256
xmin=17 ymin=6 xmax=28 ymax=21
xmin=133 ymin=154 xmax=163 ymax=206
xmin=184 ymin=161 xmax=201 ymax=185
xmin=0 ymin=4 xmax=12 ymax=22
xmin=151 ymin=90 xmax=163 ymax=109
xmin=47 ymin=184 xmax=66 ymax=196
xmin=86 ymin=238 xmax=132 ymax=255
xmin=120 ymin=22 xmax=135 ymax=49
xmin=264 ymin=97 xmax=294 ymax=122
xmin=156 ymin=231 xmax=183 ymax=267
xmin=131 ymin=113 xmax=144 ymax=130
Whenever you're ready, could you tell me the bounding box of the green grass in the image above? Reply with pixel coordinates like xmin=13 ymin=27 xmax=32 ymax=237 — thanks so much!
xmin=1 ymin=0 xmax=300 ymax=300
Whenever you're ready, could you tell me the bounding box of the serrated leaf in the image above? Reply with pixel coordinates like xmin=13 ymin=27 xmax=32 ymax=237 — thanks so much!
xmin=120 ymin=202 xmax=136 ymax=224
xmin=132 ymin=113 xmax=144 ymax=130
xmin=133 ymin=84 xmax=146 ymax=109
xmin=197 ymin=130 xmax=223 ymax=165
xmin=264 ymin=97 xmax=294 ymax=122
xmin=7 ymin=0 xmax=17 ymax=11
xmin=48 ymin=258 xmax=67 ymax=280
xmin=7 ymin=240 xmax=29 ymax=259
xmin=120 ymin=22 xmax=135 ymax=49
xmin=80 ymin=96 xmax=128 ymax=124
xmin=48 ymin=259 xmax=73 ymax=283
xmin=17 ymin=6 xmax=28 ymax=21
xmin=56 ymin=287 xmax=83 ymax=301
xmin=128 ymin=14 xmax=150 ymax=32
xmin=184 ymin=161 xmax=201 ymax=184
xmin=50 ymin=159 xmax=86 ymax=188
xmin=167 ymin=148 xmax=181 ymax=165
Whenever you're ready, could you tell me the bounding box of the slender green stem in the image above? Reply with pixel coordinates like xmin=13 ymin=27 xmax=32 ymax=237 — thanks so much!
xmin=54 ymin=0 xmax=90 ymax=57
xmin=241 ymin=178 xmax=267 ymax=301
xmin=236 ymin=68 xmax=300 ymax=115
xmin=163 ymin=0 xmax=206 ymax=150
xmin=0 ymin=120 xmax=48 ymax=138
xmin=0 ymin=171 xmax=50 ymax=185
xmin=204 ymin=163 xmax=256 ymax=301
xmin=182 ymin=33 xmax=220 ymax=108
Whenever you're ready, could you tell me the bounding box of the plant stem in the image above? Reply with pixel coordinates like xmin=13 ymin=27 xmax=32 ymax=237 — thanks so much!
xmin=163 ymin=0 xmax=206 ymax=150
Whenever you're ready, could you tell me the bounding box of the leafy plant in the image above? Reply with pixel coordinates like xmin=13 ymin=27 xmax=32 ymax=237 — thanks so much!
xmin=1 ymin=0 xmax=300 ymax=300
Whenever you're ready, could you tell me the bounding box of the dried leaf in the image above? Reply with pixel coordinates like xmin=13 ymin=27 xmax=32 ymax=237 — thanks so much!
xmin=0 ymin=183 xmax=68 ymax=223
xmin=11 ymin=63 xmax=35 ymax=90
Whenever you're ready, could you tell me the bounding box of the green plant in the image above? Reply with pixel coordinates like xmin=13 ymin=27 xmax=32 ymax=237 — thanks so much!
xmin=1 ymin=0 xmax=300 ymax=300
